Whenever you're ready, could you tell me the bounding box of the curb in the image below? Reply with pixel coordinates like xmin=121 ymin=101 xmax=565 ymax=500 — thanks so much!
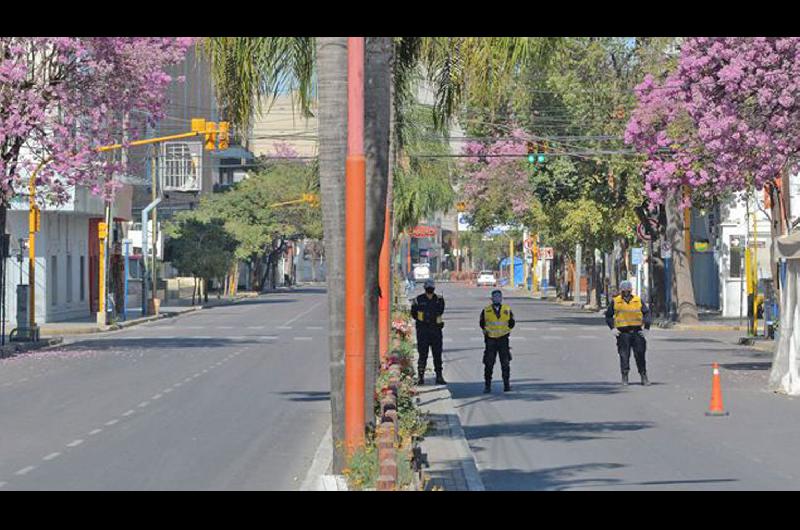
xmin=300 ymin=426 xmax=334 ymax=491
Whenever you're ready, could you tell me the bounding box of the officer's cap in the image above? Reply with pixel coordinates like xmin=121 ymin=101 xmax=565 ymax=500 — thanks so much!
xmin=491 ymin=289 xmax=502 ymax=297
xmin=619 ymin=280 xmax=633 ymax=291
xmin=424 ymin=279 xmax=436 ymax=288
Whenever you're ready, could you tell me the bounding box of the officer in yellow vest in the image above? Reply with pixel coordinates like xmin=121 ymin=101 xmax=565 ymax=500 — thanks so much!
xmin=411 ymin=279 xmax=446 ymax=385
xmin=479 ymin=289 xmax=515 ymax=393
xmin=605 ymin=280 xmax=652 ymax=386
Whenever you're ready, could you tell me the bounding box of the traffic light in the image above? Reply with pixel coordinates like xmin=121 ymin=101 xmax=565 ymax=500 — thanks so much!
xmin=218 ymin=122 xmax=230 ymax=150
xmin=526 ymin=141 xmax=536 ymax=164
xmin=204 ymin=121 xmax=217 ymax=151
xmin=538 ymin=141 xmax=548 ymax=163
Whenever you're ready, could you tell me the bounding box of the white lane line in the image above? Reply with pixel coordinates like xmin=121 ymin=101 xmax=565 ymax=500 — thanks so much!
xmin=122 ymin=410 xmax=135 ymax=417
xmin=138 ymin=401 xmax=150 ymax=408
xmin=89 ymin=428 xmax=103 ymax=436
xmin=578 ymin=335 xmax=599 ymax=339
xmin=550 ymin=327 xmax=567 ymax=331
xmin=540 ymin=335 xmax=559 ymax=340
xmin=306 ymin=326 xmax=324 ymax=330
xmin=283 ymin=300 xmax=322 ymax=327
xmin=202 ymin=369 xmax=208 ymax=374
xmin=247 ymin=326 xmax=264 ymax=329
xmin=175 ymin=382 xmax=184 ymax=387
xmin=443 ymin=338 xmax=454 ymax=343
xmin=469 ymin=337 xmax=484 ymax=342
xmin=294 ymin=337 xmax=313 ymax=341
xmin=185 ymin=326 xmax=203 ymax=329
xmin=105 ymin=419 xmax=119 ymax=426
xmin=514 ymin=336 xmax=528 ymax=342
xmin=217 ymin=326 xmax=233 ymax=329
xmin=151 ymin=394 xmax=163 ymax=400
xmin=15 ymin=466 xmax=35 ymax=476
xmin=520 ymin=327 xmax=538 ymax=331
xmin=163 ymin=388 xmax=173 ymax=394
xmin=19 ymin=378 xmax=29 ymax=382
xmin=277 ymin=326 xmax=293 ymax=330
xmin=458 ymin=327 xmax=473 ymax=331
xmin=258 ymin=336 xmax=278 ymax=340
xmin=43 ymin=452 xmax=61 ymax=461
xmin=66 ymin=439 xmax=84 ymax=447
xmin=156 ymin=326 xmax=175 ymax=329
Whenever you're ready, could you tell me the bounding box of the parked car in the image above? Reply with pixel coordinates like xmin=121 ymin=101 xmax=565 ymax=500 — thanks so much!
xmin=477 ymin=270 xmax=497 ymax=287
xmin=413 ymin=263 xmax=431 ymax=282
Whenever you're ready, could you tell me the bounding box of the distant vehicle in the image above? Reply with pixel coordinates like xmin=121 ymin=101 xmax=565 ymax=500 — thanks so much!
xmin=413 ymin=263 xmax=431 ymax=282
xmin=477 ymin=270 xmax=497 ymax=287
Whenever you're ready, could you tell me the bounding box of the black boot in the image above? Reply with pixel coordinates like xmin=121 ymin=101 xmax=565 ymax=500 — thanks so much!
xmin=621 ymin=372 xmax=629 ymax=386
xmin=435 ymin=372 xmax=447 ymax=385
xmin=418 ymin=371 xmax=425 ymax=385
xmin=483 ymin=381 xmax=491 ymax=393
xmin=640 ymin=372 xmax=650 ymax=386
xmin=503 ymin=380 xmax=511 ymax=392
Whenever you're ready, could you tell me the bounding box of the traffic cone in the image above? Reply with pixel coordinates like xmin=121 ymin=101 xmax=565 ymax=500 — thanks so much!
xmin=705 ymin=362 xmax=729 ymax=416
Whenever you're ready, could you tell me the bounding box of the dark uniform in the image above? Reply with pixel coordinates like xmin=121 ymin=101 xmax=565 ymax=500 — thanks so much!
xmin=480 ymin=303 xmax=515 ymax=391
xmin=605 ymin=293 xmax=652 ymax=384
xmin=411 ymin=292 xmax=445 ymax=382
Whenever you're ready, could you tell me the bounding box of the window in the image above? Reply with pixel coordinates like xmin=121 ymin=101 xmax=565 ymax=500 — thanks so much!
xmin=51 ymin=255 xmax=58 ymax=306
xmin=66 ymin=255 xmax=73 ymax=303
xmin=80 ymin=256 xmax=85 ymax=301
xmin=729 ymin=236 xmax=743 ymax=279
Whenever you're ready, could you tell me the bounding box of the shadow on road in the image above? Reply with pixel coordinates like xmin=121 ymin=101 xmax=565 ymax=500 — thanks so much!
xmin=278 ymin=390 xmax=330 ymax=402
xmin=463 ymin=418 xmax=654 ymax=443
xmin=449 ymin=378 xmax=627 ymax=406
xmin=720 ymin=362 xmax=772 ymax=371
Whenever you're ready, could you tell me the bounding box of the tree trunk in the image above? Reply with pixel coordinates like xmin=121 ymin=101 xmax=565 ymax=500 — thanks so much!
xmin=363 ymin=37 xmax=392 ymax=428
xmin=317 ymin=36 xmax=349 ymax=473
xmin=666 ymin=192 xmax=698 ymax=323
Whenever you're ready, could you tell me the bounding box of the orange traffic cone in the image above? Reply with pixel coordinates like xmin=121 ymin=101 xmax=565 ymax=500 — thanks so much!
xmin=705 ymin=362 xmax=729 ymax=416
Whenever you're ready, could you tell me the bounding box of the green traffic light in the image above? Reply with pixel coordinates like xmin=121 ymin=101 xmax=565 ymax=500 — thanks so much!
xmin=538 ymin=154 xmax=545 ymax=163
xmin=527 ymin=154 xmax=535 ymax=163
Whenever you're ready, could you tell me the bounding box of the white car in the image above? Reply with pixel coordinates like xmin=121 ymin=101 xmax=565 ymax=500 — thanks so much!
xmin=477 ymin=270 xmax=497 ymax=287
xmin=413 ymin=263 xmax=431 ymax=282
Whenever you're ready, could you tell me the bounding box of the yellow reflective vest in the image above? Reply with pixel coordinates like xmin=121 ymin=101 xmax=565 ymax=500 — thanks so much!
xmin=483 ymin=304 xmax=512 ymax=338
xmin=613 ymin=294 xmax=644 ymax=328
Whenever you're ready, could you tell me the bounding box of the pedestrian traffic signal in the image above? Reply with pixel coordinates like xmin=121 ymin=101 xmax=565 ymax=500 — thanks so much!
xmin=204 ymin=121 xmax=217 ymax=151
xmin=218 ymin=122 xmax=230 ymax=150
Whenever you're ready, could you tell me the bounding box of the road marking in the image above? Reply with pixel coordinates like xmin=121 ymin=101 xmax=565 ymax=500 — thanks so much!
xmin=138 ymin=401 xmax=149 ymax=408
xmin=217 ymin=326 xmax=233 ymax=329
xmin=247 ymin=326 xmax=264 ymax=329
xmin=66 ymin=439 xmax=84 ymax=447
xmin=277 ymin=326 xmax=293 ymax=330
xmin=443 ymin=338 xmax=454 ymax=343
xmin=202 ymin=369 xmax=209 ymax=373
xmin=163 ymin=388 xmax=173 ymax=393
xmin=294 ymin=337 xmax=313 ymax=341
xmin=152 ymin=393 xmax=163 ymax=400
xmin=15 ymin=466 xmax=35 ymax=476
xmin=514 ymin=336 xmax=528 ymax=341
xmin=469 ymin=337 xmax=483 ymax=342
xmin=283 ymin=300 xmax=322 ymax=326
xmin=105 ymin=419 xmax=119 ymax=426
xmin=458 ymin=327 xmax=474 ymax=331
xmin=19 ymin=378 xmax=29 ymax=382
xmin=520 ymin=327 xmax=538 ymax=331
xmin=550 ymin=327 xmax=567 ymax=331
xmin=184 ymin=377 xmax=192 ymax=383
xmin=577 ymin=335 xmax=599 ymax=339
xmin=89 ymin=429 xmax=103 ymax=436
xmin=43 ymin=452 xmax=61 ymax=461
xmin=122 ymin=410 xmax=135 ymax=417
xmin=258 ymin=336 xmax=278 ymax=340
xmin=540 ymin=335 xmax=559 ymax=340
xmin=306 ymin=326 xmax=324 ymax=330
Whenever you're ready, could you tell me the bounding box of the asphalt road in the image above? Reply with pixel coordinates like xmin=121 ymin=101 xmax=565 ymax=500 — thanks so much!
xmin=431 ymin=283 xmax=800 ymax=491
xmin=0 ymin=287 xmax=330 ymax=490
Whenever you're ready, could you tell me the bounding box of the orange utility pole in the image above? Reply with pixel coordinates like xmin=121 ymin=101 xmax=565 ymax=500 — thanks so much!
xmin=344 ymin=36 xmax=366 ymax=453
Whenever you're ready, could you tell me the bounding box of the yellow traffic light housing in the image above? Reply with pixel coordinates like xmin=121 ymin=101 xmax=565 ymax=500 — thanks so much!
xmin=204 ymin=121 xmax=217 ymax=151
xmin=218 ymin=122 xmax=230 ymax=150
xmin=191 ymin=118 xmax=207 ymax=134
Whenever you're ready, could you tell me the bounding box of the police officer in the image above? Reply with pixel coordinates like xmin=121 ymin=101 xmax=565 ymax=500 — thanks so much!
xmin=480 ymin=289 xmax=515 ymax=393
xmin=411 ymin=279 xmax=446 ymax=385
xmin=605 ymin=280 xmax=652 ymax=386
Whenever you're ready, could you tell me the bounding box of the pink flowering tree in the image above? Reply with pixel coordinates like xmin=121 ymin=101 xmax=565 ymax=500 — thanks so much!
xmin=460 ymin=128 xmax=538 ymax=231
xmin=0 ymin=37 xmax=193 ymax=209
xmin=626 ymin=37 xmax=800 ymax=206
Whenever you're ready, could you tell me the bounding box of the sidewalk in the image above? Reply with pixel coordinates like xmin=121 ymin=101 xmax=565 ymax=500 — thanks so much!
xmin=416 ymin=383 xmax=485 ymax=491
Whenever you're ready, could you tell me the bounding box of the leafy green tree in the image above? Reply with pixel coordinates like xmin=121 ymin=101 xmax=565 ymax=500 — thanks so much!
xmin=165 ymin=216 xmax=237 ymax=304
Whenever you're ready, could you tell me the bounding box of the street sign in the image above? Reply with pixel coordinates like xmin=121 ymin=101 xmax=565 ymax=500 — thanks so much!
xmin=636 ymin=217 xmax=659 ymax=241
xmin=632 ymin=247 xmax=644 ymax=265
xmin=524 ymin=238 xmax=534 ymax=251
xmin=539 ymin=247 xmax=554 ymax=260
xmin=661 ymin=239 xmax=672 ymax=258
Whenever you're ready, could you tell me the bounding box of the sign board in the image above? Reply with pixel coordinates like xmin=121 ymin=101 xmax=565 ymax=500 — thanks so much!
xmin=457 ymin=213 xmax=471 ymax=232
xmin=693 ymin=240 xmax=710 ymax=253
xmin=632 ymin=247 xmax=644 ymax=265
xmin=524 ymin=238 xmax=534 ymax=251
xmin=98 ymin=222 xmax=108 ymax=240
xmin=539 ymin=247 xmax=554 ymax=260
xmin=661 ymin=239 xmax=672 ymax=258
xmin=410 ymin=225 xmax=436 ymax=238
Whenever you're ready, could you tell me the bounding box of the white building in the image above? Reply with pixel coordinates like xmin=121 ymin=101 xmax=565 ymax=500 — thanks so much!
xmin=3 ymin=184 xmax=132 ymax=329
